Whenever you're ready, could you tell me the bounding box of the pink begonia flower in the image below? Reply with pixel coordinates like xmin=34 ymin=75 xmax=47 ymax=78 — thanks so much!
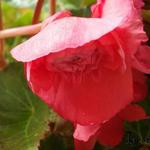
xmin=11 ymin=0 xmax=150 ymax=147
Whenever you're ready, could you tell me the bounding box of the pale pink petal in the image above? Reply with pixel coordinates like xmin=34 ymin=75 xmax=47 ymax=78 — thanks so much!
xmin=74 ymin=124 xmax=100 ymax=141
xmin=10 ymin=18 xmax=123 ymax=62
xmin=11 ymin=0 xmax=133 ymax=62
xmin=119 ymin=104 xmax=147 ymax=121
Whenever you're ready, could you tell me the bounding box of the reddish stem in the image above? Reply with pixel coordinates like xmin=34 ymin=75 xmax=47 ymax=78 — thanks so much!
xmin=32 ymin=0 xmax=44 ymax=24
xmin=0 ymin=0 xmax=7 ymax=70
xmin=50 ymin=0 xmax=56 ymax=15
xmin=0 ymin=23 xmax=41 ymax=39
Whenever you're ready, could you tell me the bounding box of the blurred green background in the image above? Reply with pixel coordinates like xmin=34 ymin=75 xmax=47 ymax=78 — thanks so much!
xmin=0 ymin=0 xmax=150 ymax=150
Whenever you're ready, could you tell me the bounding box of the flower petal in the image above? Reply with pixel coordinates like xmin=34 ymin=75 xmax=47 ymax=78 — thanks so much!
xmin=119 ymin=104 xmax=147 ymax=122
xmin=74 ymin=124 xmax=100 ymax=141
xmin=115 ymin=0 xmax=148 ymax=56
xmin=26 ymin=58 xmax=133 ymax=125
xmin=92 ymin=0 xmax=133 ymax=21
xmin=132 ymin=45 xmax=150 ymax=74
xmin=133 ymin=0 xmax=144 ymax=11
xmin=25 ymin=58 xmax=54 ymax=99
xmin=11 ymin=0 xmax=133 ymax=62
xmin=91 ymin=0 xmax=105 ymax=18
xmin=98 ymin=117 xmax=124 ymax=147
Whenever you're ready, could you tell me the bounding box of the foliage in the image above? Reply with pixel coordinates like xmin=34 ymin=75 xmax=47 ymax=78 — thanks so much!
xmin=0 ymin=63 xmax=52 ymax=150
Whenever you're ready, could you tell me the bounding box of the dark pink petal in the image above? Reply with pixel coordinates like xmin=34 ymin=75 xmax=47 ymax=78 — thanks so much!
xmin=133 ymin=0 xmax=144 ymax=11
xmin=119 ymin=104 xmax=147 ymax=122
xmin=98 ymin=117 xmax=124 ymax=147
xmin=26 ymin=57 xmax=133 ymax=125
xmin=98 ymin=32 xmax=126 ymax=71
xmin=91 ymin=0 xmax=105 ymax=18
xmin=11 ymin=0 xmax=133 ymax=62
xmin=132 ymin=45 xmax=150 ymax=74
xmin=132 ymin=69 xmax=148 ymax=102
xmin=74 ymin=124 xmax=100 ymax=141
xmin=25 ymin=58 xmax=53 ymax=95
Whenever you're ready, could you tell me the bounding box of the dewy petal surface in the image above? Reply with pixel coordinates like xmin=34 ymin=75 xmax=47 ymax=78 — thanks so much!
xmin=11 ymin=0 xmax=133 ymax=62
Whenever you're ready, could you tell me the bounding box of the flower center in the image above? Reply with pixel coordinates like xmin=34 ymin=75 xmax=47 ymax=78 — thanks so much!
xmin=49 ymin=48 xmax=101 ymax=74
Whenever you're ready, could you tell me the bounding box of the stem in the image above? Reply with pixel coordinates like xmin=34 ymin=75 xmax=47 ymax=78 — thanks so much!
xmin=0 ymin=0 xmax=7 ymax=70
xmin=50 ymin=0 xmax=56 ymax=15
xmin=0 ymin=23 xmax=41 ymax=39
xmin=32 ymin=0 xmax=44 ymax=24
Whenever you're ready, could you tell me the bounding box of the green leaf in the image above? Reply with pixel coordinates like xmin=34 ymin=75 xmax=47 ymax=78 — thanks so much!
xmin=0 ymin=63 xmax=51 ymax=150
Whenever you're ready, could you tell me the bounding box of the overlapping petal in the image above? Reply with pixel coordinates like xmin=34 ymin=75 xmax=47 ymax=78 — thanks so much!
xmin=119 ymin=104 xmax=147 ymax=121
xmin=74 ymin=104 xmax=147 ymax=149
xmin=132 ymin=45 xmax=150 ymax=74
xmin=91 ymin=0 xmax=105 ymax=18
xmin=97 ymin=104 xmax=147 ymax=147
xmin=26 ymin=57 xmax=133 ymax=125
xmin=11 ymin=0 xmax=133 ymax=62
xmin=10 ymin=18 xmax=124 ymax=62
xmin=133 ymin=0 xmax=144 ymax=11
